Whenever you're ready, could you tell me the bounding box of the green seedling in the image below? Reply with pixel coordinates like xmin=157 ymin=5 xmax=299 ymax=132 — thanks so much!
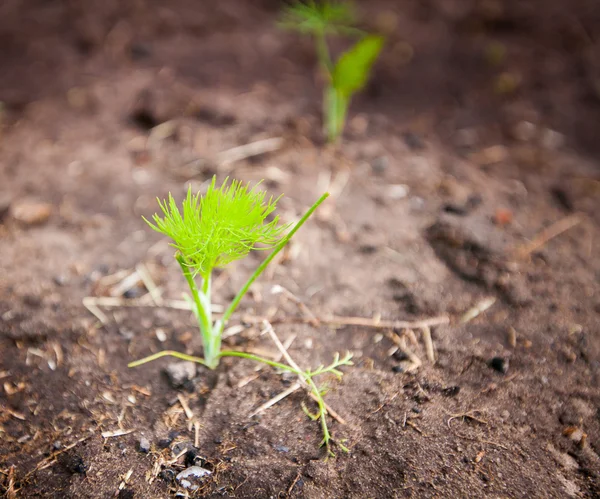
xmin=280 ymin=1 xmax=384 ymax=142
xmin=129 ymin=177 xmax=352 ymax=455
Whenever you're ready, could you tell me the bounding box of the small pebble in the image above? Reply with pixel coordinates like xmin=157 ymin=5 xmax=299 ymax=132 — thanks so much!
xmin=118 ymin=489 xmax=135 ymax=499
xmin=274 ymin=444 xmax=290 ymax=453
xmin=172 ymin=441 xmax=195 ymax=456
xmin=11 ymin=201 xmax=52 ymax=226
xmin=442 ymin=386 xmax=461 ymax=397
xmin=489 ymin=357 xmax=509 ymax=374
xmin=371 ymin=156 xmax=388 ymax=174
xmin=164 ymin=361 xmax=197 ymax=388
xmin=159 ymin=468 xmax=176 ymax=483
xmin=402 ymin=131 xmax=425 ymax=150
xmin=512 ymin=121 xmax=537 ymax=142
xmin=176 ymin=466 xmax=212 ymax=491
xmin=386 ymin=184 xmax=410 ymax=200
xmin=184 ymin=449 xmax=206 ymax=467
xmin=138 ymin=436 xmax=151 ymax=453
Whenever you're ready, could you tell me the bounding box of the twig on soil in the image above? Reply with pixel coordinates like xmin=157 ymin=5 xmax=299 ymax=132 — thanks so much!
xmin=243 ymin=313 xmax=450 ymax=330
xmin=83 ymin=297 xmax=110 ymax=325
xmin=460 ymin=297 xmax=496 ymax=324
xmin=83 ymin=296 xmax=223 ymax=312
xmin=28 ymin=434 xmax=94 ymax=475
xmin=177 ymin=394 xmax=194 ymax=421
xmin=194 ymin=421 xmax=201 ymax=448
xmin=406 ymin=420 xmax=427 ymax=436
xmin=387 ymin=331 xmax=422 ymax=371
xmin=446 ymin=410 xmax=488 ymax=428
xmin=371 ymin=391 xmax=400 ymax=414
xmin=421 ymin=326 xmax=435 ymax=363
xmin=6 ymin=465 xmax=16 ymax=499
xmin=135 ymin=263 xmax=164 ymax=306
xmin=115 ymin=469 xmax=133 ymax=497
xmin=262 ymin=321 xmax=303 ymax=374
xmin=287 ymin=470 xmax=303 ymax=497
xmin=454 ymin=433 xmax=509 ymax=450
xmin=249 ymin=382 xmax=302 ymax=418
xmin=216 ymin=137 xmax=284 ymax=167
xmin=326 ymin=314 xmax=450 ymax=330
xmin=260 ymin=321 xmax=347 ymax=425
xmin=109 ymin=270 xmax=142 ymax=297
xmin=82 ymin=296 xmax=224 ymax=327
xmin=101 ymin=428 xmax=136 ymax=439
xmin=513 ymin=213 xmax=583 ymax=259
xmin=271 ymin=285 xmax=320 ymax=327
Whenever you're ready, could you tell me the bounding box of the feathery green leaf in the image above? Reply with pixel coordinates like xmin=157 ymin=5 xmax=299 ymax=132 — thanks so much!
xmin=145 ymin=177 xmax=289 ymax=278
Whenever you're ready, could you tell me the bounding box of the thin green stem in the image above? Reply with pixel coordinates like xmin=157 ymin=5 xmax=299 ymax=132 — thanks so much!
xmin=127 ymin=350 xmax=208 ymax=368
xmin=219 ymin=350 xmax=300 ymax=374
xmin=316 ymin=30 xmax=334 ymax=74
xmin=221 ymin=193 xmax=330 ymax=325
xmin=176 ymin=255 xmax=217 ymax=368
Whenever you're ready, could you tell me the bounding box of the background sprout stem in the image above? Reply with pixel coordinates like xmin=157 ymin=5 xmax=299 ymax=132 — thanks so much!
xmin=280 ymin=1 xmax=384 ymax=142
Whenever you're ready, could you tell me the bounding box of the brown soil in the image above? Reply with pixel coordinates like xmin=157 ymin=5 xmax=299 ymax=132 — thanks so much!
xmin=1 ymin=1 xmax=600 ymax=498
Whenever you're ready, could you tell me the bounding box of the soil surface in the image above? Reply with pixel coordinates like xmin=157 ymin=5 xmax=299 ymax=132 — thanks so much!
xmin=1 ymin=1 xmax=600 ymax=498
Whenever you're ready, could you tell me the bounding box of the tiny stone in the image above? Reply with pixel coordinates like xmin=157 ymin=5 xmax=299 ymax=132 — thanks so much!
xmin=473 ymin=145 xmax=509 ymax=166
xmin=386 ymin=184 xmax=409 ymax=200
xmin=138 ymin=436 xmax=151 ymax=453
xmin=124 ymin=286 xmax=145 ymax=299
xmin=185 ymin=449 xmax=206 ymax=467
xmin=540 ymin=128 xmax=565 ymax=150
xmin=512 ymin=121 xmax=537 ymax=141
xmin=371 ymin=156 xmax=388 ymax=174
xmin=11 ymin=200 xmax=52 ymax=226
xmin=159 ymin=468 xmax=176 ymax=483
xmin=489 ymin=357 xmax=509 ymax=374
xmin=172 ymin=441 xmax=195 ymax=456
xmin=118 ymin=489 xmax=135 ymax=499
xmin=274 ymin=444 xmax=290 ymax=453
xmin=155 ymin=328 xmax=167 ymax=342
xmin=176 ymin=466 xmax=212 ymax=491
xmin=52 ymin=275 xmax=69 ymax=286
xmin=454 ymin=128 xmax=478 ymax=149
xmin=164 ymin=361 xmax=197 ymax=388
xmin=442 ymin=386 xmax=461 ymax=397
xmin=402 ymin=131 xmax=425 ymax=150
xmin=53 ymin=440 xmax=62 ymax=450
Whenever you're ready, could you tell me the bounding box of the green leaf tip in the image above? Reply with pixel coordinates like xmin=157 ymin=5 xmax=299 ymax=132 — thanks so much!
xmin=333 ymin=35 xmax=385 ymax=97
xmin=145 ymin=176 xmax=289 ymax=278
xmin=279 ymin=1 xmax=358 ymax=36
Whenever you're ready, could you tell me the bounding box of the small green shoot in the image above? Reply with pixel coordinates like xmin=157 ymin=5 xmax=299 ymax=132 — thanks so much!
xmin=129 ymin=177 xmax=352 ymax=455
xmin=280 ymin=1 xmax=384 ymax=142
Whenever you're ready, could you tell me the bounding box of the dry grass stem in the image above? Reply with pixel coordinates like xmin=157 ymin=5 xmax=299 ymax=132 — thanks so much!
xmin=135 ymin=262 xmax=164 ymax=306
xmin=460 ymin=297 xmax=496 ymax=324
xmin=513 ymin=213 xmax=583 ymax=258
xmin=248 ymin=382 xmax=302 ymax=418
xmin=216 ymin=137 xmax=284 ymax=167
xmin=421 ymin=326 xmax=436 ymax=363
xmin=177 ymin=394 xmax=194 ymax=420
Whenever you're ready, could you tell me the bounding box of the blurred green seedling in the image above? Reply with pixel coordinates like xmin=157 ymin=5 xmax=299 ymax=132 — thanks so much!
xmin=280 ymin=1 xmax=384 ymax=142
xmin=129 ymin=176 xmax=352 ymax=455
